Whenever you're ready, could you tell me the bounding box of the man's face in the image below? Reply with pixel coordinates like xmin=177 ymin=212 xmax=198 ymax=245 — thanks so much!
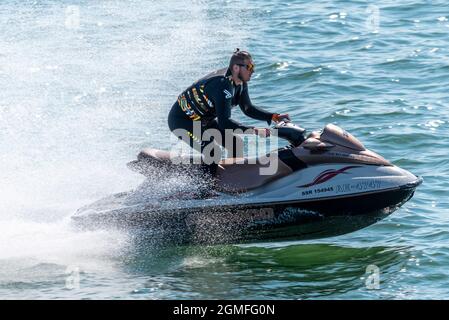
xmin=238 ymin=59 xmax=255 ymax=82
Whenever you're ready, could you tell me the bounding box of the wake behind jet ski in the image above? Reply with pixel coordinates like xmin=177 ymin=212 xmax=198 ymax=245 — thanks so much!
xmin=72 ymin=122 xmax=421 ymax=244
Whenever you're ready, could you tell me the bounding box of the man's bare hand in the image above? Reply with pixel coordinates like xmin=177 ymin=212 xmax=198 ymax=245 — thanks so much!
xmin=272 ymin=113 xmax=291 ymax=123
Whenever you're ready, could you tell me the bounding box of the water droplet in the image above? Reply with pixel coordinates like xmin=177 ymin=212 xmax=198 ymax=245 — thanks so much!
xmin=425 ymin=120 xmax=444 ymax=128
xmin=276 ymin=62 xmax=289 ymax=70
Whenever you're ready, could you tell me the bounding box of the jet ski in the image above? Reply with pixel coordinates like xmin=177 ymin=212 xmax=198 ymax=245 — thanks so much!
xmin=72 ymin=122 xmax=422 ymax=244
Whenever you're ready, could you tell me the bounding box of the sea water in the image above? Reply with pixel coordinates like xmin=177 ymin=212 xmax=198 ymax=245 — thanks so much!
xmin=0 ymin=0 xmax=448 ymax=299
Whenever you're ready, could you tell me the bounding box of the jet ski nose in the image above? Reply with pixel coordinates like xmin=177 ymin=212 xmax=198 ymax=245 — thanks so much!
xmin=400 ymin=176 xmax=423 ymax=190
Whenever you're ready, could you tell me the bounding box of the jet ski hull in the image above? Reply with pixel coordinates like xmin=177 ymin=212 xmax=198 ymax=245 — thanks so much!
xmin=72 ymin=178 xmax=421 ymax=245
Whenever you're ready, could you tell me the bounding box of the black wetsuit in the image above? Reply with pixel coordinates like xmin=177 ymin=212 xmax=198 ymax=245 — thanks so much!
xmin=168 ymin=67 xmax=274 ymax=174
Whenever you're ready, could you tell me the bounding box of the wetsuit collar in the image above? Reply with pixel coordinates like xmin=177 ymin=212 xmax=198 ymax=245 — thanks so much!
xmin=225 ymin=68 xmax=232 ymax=80
xmin=227 ymin=67 xmax=244 ymax=86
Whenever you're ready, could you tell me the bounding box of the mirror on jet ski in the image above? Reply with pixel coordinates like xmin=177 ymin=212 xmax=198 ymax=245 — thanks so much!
xmin=273 ymin=121 xmax=306 ymax=147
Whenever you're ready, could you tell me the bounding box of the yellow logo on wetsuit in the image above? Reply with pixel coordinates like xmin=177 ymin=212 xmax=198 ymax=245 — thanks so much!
xmin=192 ymin=87 xmax=208 ymax=112
xmin=178 ymin=94 xmax=201 ymax=121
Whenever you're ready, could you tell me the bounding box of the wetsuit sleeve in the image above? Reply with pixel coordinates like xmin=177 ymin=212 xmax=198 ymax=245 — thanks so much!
xmin=239 ymin=83 xmax=275 ymax=125
xmin=214 ymin=80 xmax=254 ymax=131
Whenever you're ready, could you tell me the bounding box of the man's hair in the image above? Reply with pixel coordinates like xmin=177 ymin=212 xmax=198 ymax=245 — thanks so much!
xmin=229 ymin=48 xmax=252 ymax=69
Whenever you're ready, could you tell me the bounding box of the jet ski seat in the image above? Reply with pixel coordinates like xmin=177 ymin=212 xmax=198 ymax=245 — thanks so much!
xmin=127 ymin=148 xmax=203 ymax=176
xmin=216 ymin=155 xmax=293 ymax=193
xmin=132 ymin=148 xmax=293 ymax=193
xmin=136 ymin=148 xmax=203 ymax=167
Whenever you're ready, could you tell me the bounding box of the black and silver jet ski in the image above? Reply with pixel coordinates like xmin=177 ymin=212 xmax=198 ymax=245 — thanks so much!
xmin=72 ymin=122 xmax=422 ymax=244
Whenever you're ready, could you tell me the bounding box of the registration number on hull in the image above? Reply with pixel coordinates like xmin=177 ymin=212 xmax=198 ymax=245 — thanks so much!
xmin=301 ymin=180 xmax=383 ymax=197
xmin=302 ymin=186 xmax=334 ymax=196
xmin=335 ymin=180 xmax=382 ymax=194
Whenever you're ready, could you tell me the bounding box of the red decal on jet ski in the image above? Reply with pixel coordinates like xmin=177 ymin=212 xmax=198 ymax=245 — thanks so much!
xmin=297 ymin=166 xmax=361 ymax=188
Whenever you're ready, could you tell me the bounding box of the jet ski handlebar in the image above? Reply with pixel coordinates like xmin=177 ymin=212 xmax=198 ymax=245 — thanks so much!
xmin=272 ymin=121 xmax=306 ymax=146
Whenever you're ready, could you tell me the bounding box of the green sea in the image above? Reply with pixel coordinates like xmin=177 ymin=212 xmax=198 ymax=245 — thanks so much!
xmin=0 ymin=0 xmax=447 ymax=299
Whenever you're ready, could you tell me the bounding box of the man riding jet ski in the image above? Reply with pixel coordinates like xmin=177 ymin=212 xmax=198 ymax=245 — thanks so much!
xmin=168 ymin=48 xmax=291 ymax=177
xmin=72 ymin=49 xmax=421 ymax=244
